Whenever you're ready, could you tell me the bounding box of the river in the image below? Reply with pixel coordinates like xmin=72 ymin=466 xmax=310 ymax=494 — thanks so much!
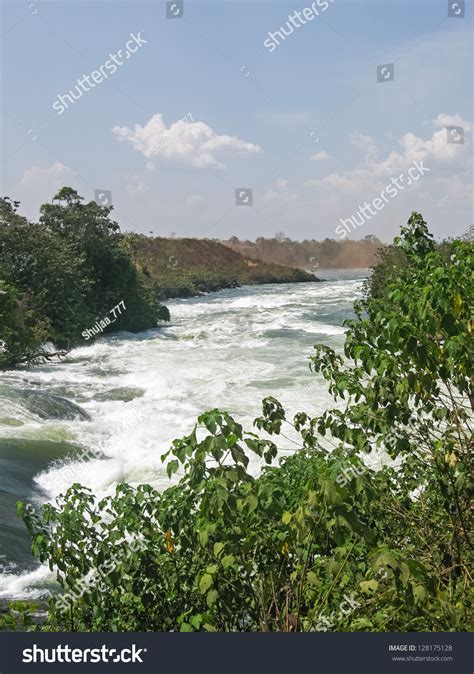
xmin=0 ymin=270 xmax=367 ymax=599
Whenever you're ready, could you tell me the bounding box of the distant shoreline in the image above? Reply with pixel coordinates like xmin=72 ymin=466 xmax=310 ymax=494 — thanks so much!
xmin=126 ymin=234 xmax=323 ymax=301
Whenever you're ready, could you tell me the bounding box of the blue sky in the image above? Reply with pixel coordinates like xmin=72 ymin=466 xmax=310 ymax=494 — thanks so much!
xmin=1 ymin=0 xmax=472 ymax=241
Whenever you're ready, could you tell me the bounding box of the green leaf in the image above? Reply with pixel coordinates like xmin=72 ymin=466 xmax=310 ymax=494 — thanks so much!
xmin=189 ymin=614 xmax=203 ymax=630
xmin=166 ymin=460 xmax=179 ymax=478
xmin=359 ymin=579 xmax=379 ymax=594
xmin=351 ymin=618 xmax=373 ymax=629
xmin=246 ymin=494 xmax=258 ymax=512
xmin=199 ymin=574 xmax=213 ymax=594
xmin=307 ymin=571 xmax=319 ymax=586
xmin=413 ymin=585 xmax=426 ymax=604
xmin=203 ymin=623 xmax=217 ymax=632
xmin=372 ymin=551 xmax=399 ymax=572
xmin=206 ymin=589 xmax=218 ymax=607
xmin=180 ymin=622 xmax=193 ymax=632
xmin=221 ymin=555 xmax=235 ymax=569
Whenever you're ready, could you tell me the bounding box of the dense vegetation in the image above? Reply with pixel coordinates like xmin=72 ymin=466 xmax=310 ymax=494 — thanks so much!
xmin=0 ymin=189 xmax=169 ymax=368
xmin=222 ymin=234 xmax=383 ymax=270
xmin=1 ymin=190 xmax=320 ymax=368
xmin=7 ymin=213 xmax=472 ymax=632
xmin=126 ymin=234 xmax=319 ymax=300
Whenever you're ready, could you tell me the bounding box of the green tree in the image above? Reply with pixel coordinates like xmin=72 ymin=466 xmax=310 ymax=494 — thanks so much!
xmin=0 ymin=196 xmax=92 ymax=349
xmin=0 ymin=190 xmax=169 ymax=367
xmin=0 ymin=279 xmax=48 ymax=368
xmin=40 ymin=188 xmax=168 ymax=331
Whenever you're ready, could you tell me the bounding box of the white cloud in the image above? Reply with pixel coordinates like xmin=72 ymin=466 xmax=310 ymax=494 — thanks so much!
xmin=435 ymin=172 xmax=473 ymax=208
xmin=306 ymin=173 xmax=356 ymax=191
xmin=433 ymin=113 xmax=472 ymax=131
xmin=264 ymin=178 xmax=297 ymax=203
xmin=112 ymin=114 xmax=262 ymax=170
xmin=349 ymin=133 xmax=379 ymax=164
xmin=305 ymin=114 xmax=471 ymax=191
xmin=18 ymin=162 xmax=79 ymax=219
xmin=21 ymin=162 xmax=77 ymax=191
xmin=310 ymin=150 xmax=331 ymax=161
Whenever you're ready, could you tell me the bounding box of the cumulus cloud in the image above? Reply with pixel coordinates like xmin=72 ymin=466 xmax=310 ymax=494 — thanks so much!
xmin=112 ymin=114 xmax=262 ymax=170
xmin=21 ymin=162 xmax=77 ymax=191
xmin=349 ymin=133 xmax=379 ymax=164
xmin=305 ymin=114 xmax=471 ymax=191
xmin=310 ymin=150 xmax=331 ymax=161
xmin=433 ymin=113 xmax=472 ymax=131
xmin=434 ymin=172 xmax=473 ymax=208
xmin=17 ymin=162 xmax=79 ymax=219
xmin=307 ymin=173 xmax=357 ymax=192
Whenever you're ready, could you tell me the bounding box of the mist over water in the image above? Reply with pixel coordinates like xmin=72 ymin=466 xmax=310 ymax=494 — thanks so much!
xmin=0 ymin=271 xmax=367 ymax=598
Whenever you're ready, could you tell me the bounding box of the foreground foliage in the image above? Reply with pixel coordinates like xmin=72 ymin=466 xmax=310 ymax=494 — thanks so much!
xmin=12 ymin=213 xmax=474 ymax=632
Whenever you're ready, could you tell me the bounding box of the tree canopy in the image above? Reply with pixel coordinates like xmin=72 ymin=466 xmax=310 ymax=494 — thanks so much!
xmin=0 ymin=190 xmax=169 ymax=368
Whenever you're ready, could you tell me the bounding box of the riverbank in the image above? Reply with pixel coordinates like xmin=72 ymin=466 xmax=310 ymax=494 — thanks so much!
xmin=221 ymin=235 xmax=383 ymax=270
xmin=125 ymin=234 xmax=321 ymax=299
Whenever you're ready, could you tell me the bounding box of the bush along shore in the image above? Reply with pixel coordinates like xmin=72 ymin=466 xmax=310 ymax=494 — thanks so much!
xmin=0 ymin=187 xmax=318 ymax=369
xmin=4 ymin=213 xmax=472 ymax=632
xmin=0 ymin=189 xmax=169 ymax=369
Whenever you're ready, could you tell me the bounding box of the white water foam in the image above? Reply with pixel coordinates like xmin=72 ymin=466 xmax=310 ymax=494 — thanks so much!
xmin=0 ymin=277 xmax=365 ymax=597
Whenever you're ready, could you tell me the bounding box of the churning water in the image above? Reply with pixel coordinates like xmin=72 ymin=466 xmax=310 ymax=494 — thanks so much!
xmin=0 ymin=271 xmax=367 ymax=598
